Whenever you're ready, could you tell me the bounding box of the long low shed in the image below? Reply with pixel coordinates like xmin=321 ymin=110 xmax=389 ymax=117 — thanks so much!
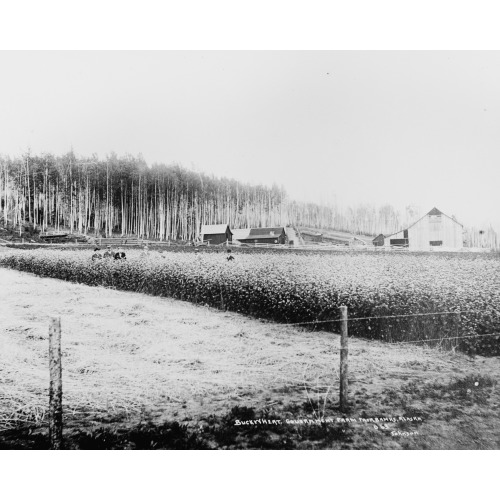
xmin=233 ymin=227 xmax=287 ymax=245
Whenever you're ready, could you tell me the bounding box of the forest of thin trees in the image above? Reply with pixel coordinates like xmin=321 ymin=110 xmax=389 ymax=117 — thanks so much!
xmin=1 ymin=151 xmax=498 ymax=248
xmin=0 ymin=151 xmax=287 ymax=240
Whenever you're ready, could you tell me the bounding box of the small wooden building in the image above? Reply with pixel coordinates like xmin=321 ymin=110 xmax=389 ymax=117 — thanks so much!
xmin=301 ymin=230 xmax=324 ymax=243
xmin=200 ymin=224 xmax=233 ymax=245
xmin=236 ymin=227 xmax=287 ymax=245
xmin=372 ymin=234 xmax=385 ymax=246
xmin=383 ymin=207 xmax=463 ymax=250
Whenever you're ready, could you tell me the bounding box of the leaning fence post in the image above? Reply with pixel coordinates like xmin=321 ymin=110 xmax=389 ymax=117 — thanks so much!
xmin=49 ymin=316 xmax=63 ymax=449
xmin=339 ymin=305 xmax=349 ymax=412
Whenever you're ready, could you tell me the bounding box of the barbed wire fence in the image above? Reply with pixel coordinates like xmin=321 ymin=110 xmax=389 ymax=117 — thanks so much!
xmin=275 ymin=307 xmax=500 ymax=420
xmin=35 ymin=306 xmax=500 ymax=448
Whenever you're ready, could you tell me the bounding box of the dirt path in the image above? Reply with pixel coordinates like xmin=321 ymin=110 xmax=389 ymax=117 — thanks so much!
xmin=1 ymin=267 xmax=499 ymax=449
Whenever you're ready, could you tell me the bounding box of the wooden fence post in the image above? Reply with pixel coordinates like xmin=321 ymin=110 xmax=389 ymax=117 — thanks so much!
xmin=339 ymin=305 xmax=349 ymax=412
xmin=49 ymin=317 xmax=63 ymax=449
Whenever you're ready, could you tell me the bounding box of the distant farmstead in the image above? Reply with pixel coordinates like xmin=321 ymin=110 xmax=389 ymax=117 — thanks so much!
xmin=200 ymin=224 xmax=232 ymax=245
xmin=373 ymin=207 xmax=463 ymax=251
xmin=234 ymin=227 xmax=287 ymax=245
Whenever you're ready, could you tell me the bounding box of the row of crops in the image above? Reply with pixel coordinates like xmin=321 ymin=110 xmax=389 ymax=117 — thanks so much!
xmin=1 ymin=249 xmax=499 ymax=355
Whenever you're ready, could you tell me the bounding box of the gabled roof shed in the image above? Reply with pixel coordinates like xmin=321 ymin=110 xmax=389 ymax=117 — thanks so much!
xmin=200 ymin=224 xmax=232 ymax=245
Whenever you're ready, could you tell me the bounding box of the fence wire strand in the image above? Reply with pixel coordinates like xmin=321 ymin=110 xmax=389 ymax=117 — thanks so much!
xmin=275 ymin=309 xmax=499 ymax=346
xmin=391 ymin=332 xmax=500 ymax=345
xmin=280 ymin=310 xmax=470 ymax=327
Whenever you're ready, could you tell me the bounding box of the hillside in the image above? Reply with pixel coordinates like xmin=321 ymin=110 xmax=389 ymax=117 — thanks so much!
xmin=298 ymin=226 xmax=374 ymax=245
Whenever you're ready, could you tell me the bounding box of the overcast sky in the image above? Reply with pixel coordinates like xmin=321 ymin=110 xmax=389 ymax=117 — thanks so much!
xmin=1 ymin=51 xmax=499 ymax=229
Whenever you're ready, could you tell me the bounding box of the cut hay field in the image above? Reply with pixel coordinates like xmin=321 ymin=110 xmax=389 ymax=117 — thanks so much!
xmin=1 ymin=265 xmax=499 ymax=450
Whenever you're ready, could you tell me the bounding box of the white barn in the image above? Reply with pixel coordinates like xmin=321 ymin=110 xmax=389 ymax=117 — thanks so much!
xmin=382 ymin=207 xmax=463 ymax=251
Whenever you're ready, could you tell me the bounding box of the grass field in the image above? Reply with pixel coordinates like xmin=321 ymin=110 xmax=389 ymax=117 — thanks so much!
xmin=1 ymin=266 xmax=499 ymax=449
xmin=1 ymin=247 xmax=499 ymax=355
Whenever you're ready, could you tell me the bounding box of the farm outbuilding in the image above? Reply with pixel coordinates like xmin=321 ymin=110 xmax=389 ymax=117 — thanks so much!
xmin=372 ymin=234 xmax=385 ymax=247
xmin=351 ymin=236 xmax=367 ymax=246
xmin=301 ymin=230 xmax=324 ymax=243
xmin=231 ymin=229 xmax=251 ymax=242
xmin=200 ymin=224 xmax=233 ymax=245
xmin=382 ymin=207 xmax=463 ymax=251
xmin=235 ymin=227 xmax=287 ymax=245
xmin=298 ymin=227 xmax=373 ymax=246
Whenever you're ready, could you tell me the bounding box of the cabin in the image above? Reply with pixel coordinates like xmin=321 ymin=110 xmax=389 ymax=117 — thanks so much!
xmin=234 ymin=227 xmax=287 ymax=245
xmin=200 ymin=224 xmax=233 ymax=245
xmin=382 ymin=207 xmax=463 ymax=251
xmin=372 ymin=234 xmax=385 ymax=247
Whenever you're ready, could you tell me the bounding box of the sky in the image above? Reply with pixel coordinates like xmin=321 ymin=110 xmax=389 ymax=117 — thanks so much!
xmin=0 ymin=51 xmax=499 ymax=230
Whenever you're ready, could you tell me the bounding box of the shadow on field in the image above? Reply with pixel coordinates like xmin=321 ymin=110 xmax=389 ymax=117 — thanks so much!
xmin=1 ymin=374 xmax=498 ymax=450
xmin=0 ymin=405 xmax=355 ymax=450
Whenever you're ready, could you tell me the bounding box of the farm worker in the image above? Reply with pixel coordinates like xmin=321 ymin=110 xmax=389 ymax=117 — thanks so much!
xmin=114 ymin=248 xmax=126 ymax=260
xmin=103 ymin=245 xmax=113 ymax=259
xmin=141 ymin=244 xmax=149 ymax=257
xmin=226 ymin=249 xmax=234 ymax=261
xmin=91 ymin=248 xmax=102 ymax=261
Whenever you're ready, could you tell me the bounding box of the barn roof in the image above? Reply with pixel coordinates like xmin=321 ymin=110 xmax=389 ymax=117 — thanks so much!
xmin=235 ymin=227 xmax=286 ymax=241
xmin=385 ymin=207 xmax=463 ymax=238
xmin=248 ymin=227 xmax=285 ymax=237
xmin=232 ymin=228 xmax=251 ymax=240
xmin=427 ymin=207 xmax=442 ymax=216
xmin=416 ymin=207 xmax=462 ymax=227
xmin=200 ymin=224 xmax=232 ymax=235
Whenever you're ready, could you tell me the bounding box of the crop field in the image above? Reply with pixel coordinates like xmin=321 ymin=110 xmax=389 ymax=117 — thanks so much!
xmin=1 ymin=248 xmax=499 ymax=355
xmin=1 ymin=265 xmax=500 ymax=450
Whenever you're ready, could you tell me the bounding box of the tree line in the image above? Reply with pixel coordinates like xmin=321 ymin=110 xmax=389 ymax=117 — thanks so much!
xmin=0 ymin=151 xmax=497 ymax=248
xmin=0 ymin=151 xmax=287 ymax=240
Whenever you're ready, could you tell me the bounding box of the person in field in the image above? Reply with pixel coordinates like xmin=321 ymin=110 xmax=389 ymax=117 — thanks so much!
xmin=141 ymin=244 xmax=149 ymax=257
xmin=103 ymin=245 xmax=113 ymax=259
xmin=114 ymin=247 xmax=126 ymax=260
xmin=91 ymin=248 xmax=102 ymax=261
xmin=226 ymin=248 xmax=234 ymax=261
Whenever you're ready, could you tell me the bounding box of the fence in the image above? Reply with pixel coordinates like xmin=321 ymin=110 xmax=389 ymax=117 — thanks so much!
xmin=227 ymin=241 xmax=407 ymax=251
xmin=3 ymin=238 xmax=176 ymax=249
xmin=40 ymin=304 xmax=498 ymax=449
xmin=48 ymin=317 xmax=63 ymax=449
xmin=5 ymin=236 xmax=495 ymax=253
